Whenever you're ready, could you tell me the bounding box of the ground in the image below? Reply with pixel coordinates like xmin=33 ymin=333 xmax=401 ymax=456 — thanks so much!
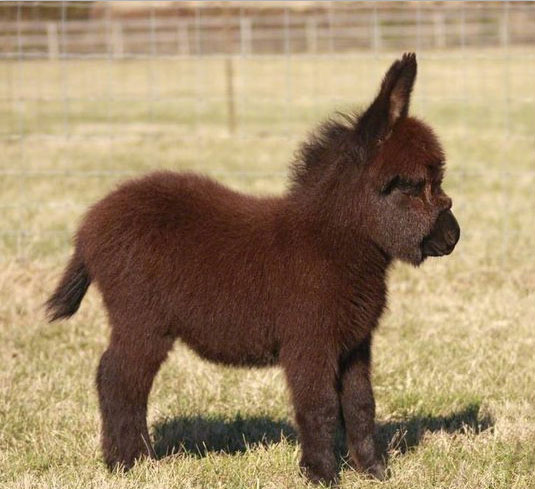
xmin=0 ymin=49 xmax=534 ymax=488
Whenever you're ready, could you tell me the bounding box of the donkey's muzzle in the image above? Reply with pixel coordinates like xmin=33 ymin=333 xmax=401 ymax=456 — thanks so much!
xmin=422 ymin=209 xmax=460 ymax=258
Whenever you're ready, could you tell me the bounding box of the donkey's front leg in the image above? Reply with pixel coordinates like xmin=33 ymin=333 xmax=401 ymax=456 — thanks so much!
xmin=282 ymin=349 xmax=340 ymax=485
xmin=339 ymin=336 xmax=385 ymax=479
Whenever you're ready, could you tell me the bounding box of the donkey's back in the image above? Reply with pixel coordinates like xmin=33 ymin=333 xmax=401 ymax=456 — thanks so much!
xmin=81 ymin=170 xmax=283 ymax=275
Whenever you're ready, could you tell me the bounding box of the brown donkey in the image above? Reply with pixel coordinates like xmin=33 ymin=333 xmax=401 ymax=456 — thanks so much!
xmin=47 ymin=53 xmax=460 ymax=484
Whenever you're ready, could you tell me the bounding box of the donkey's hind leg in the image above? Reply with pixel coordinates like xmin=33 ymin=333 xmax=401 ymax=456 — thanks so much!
xmin=96 ymin=327 xmax=173 ymax=470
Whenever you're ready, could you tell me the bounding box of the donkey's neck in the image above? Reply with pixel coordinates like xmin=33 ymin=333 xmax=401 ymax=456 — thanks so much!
xmin=282 ymin=193 xmax=391 ymax=275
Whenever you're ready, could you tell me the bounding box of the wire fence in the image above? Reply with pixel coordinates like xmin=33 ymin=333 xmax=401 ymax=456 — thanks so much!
xmin=1 ymin=1 xmax=534 ymax=262
xmin=2 ymin=2 xmax=535 ymax=58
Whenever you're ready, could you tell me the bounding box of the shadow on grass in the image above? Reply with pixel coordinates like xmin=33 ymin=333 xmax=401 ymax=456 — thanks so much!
xmin=153 ymin=414 xmax=297 ymax=458
xmin=153 ymin=402 xmax=493 ymax=461
xmin=376 ymin=402 xmax=494 ymax=456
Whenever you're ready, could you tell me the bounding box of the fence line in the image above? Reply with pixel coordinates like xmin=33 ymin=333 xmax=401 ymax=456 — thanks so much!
xmin=2 ymin=5 xmax=535 ymax=58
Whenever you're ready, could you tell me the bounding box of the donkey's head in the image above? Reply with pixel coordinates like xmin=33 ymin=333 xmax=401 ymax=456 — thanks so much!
xmin=291 ymin=53 xmax=460 ymax=266
xmin=357 ymin=53 xmax=460 ymax=265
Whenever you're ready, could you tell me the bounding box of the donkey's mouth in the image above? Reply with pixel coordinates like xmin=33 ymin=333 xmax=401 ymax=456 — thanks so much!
xmin=421 ymin=210 xmax=460 ymax=258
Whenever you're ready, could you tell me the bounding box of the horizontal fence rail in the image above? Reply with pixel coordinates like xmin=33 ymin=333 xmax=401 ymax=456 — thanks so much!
xmin=1 ymin=4 xmax=535 ymax=58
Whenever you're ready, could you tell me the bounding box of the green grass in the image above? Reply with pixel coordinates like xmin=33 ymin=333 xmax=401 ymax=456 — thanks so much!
xmin=1 ymin=49 xmax=535 ymax=488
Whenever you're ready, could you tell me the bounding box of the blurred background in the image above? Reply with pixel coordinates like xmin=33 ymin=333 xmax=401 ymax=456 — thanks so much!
xmin=1 ymin=2 xmax=534 ymax=488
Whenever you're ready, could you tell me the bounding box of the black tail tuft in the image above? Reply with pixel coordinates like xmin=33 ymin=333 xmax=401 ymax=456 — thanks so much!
xmin=46 ymin=252 xmax=91 ymax=322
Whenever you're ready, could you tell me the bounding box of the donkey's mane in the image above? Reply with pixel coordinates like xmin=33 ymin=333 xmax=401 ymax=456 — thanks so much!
xmin=290 ymin=111 xmax=366 ymax=191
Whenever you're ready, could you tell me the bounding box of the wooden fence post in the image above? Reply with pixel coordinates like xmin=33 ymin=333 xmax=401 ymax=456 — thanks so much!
xmin=111 ymin=22 xmax=124 ymax=59
xmin=306 ymin=18 xmax=318 ymax=54
xmin=372 ymin=9 xmax=382 ymax=51
xmin=434 ymin=12 xmax=446 ymax=48
xmin=240 ymin=17 xmax=252 ymax=55
xmin=500 ymin=10 xmax=509 ymax=47
xmin=178 ymin=20 xmax=190 ymax=55
xmin=225 ymin=58 xmax=236 ymax=135
xmin=224 ymin=7 xmax=236 ymax=135
xmin=46 ymin=22 xmax=59 ymax=59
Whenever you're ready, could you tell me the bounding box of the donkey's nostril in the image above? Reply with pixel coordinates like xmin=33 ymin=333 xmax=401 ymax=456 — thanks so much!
xmin=422 ymin=209 xmax=460 ymax=258
xmin=445 ymin=215 xmax=460 ymax=249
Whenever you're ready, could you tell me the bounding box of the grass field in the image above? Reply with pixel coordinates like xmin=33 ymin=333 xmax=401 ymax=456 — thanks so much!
xmin=1 ymin=49 xmax=535 ymax=488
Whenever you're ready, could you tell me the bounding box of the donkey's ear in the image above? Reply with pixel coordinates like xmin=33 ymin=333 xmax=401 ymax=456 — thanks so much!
xmin=357 ymin=53 xmax=417 ymax=144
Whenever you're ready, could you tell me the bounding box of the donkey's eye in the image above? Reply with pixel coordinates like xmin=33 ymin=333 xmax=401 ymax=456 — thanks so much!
xmin=382 ymin=176 xmax=424 ymax=196
xmin=381 ymin=176 xmax=401 ymax=195
xmin=397 ymin=178 xmax=425 ymax=196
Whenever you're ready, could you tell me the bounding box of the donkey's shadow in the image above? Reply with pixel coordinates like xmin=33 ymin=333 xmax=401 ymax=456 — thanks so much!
xmin=153 ymin=414 xmax=297 ymax=458
xmin=153 ymin=402 xmax=493 ymax=460
xmin=376 ymin=402 xmax=493 ymax=457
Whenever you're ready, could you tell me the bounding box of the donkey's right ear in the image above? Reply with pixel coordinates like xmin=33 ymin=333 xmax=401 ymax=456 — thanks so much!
xmin=357 ymin=53 xmax=417 ymax=145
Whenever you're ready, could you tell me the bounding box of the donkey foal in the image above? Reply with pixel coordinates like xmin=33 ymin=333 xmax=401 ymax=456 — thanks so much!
xmin=47 ymin=53 xmax=460 ymax=484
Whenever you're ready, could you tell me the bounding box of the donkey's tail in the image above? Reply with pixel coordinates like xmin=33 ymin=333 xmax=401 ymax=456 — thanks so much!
xmin=46 ymin=251 xmax=91 ymax=322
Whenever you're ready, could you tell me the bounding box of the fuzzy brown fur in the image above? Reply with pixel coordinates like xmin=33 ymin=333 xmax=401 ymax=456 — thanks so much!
xmin=47 ymin=53 xmax=459 ymax=484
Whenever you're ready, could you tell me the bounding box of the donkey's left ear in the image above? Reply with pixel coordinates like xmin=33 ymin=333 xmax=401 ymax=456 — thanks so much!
xmin=358 ymin=53 xmax=417 ymax=144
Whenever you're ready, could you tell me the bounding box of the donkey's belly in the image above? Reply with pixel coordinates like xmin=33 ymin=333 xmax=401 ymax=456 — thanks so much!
xmin=175 ymin=317 xmax=280 ymax=368
xmin=188 ymin=341 xmax=279 ymax=367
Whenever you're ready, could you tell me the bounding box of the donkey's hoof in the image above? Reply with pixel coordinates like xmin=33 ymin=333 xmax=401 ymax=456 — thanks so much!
xmin=103 ymin=445 xmax=151 ymax=473
xmin=367 ymin=461 xmax=386 ymax=480
xmin=347 ymin=456 xmax=386 ymax=481
xmin=299 ymin=459 xmax=339 ymax=486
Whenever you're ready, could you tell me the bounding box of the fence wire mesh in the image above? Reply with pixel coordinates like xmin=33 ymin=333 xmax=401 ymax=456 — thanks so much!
xmin=0 ymin=1 xmax=534 ymax=264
